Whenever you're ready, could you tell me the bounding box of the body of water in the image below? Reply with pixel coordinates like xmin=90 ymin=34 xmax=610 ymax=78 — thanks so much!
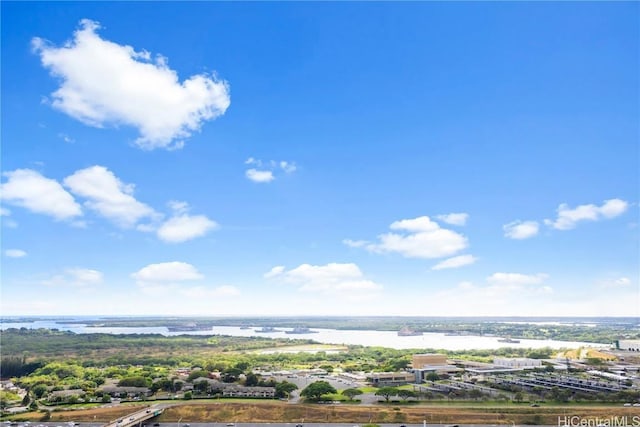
xmin=0 ymin=320 xmax=609 ymax=350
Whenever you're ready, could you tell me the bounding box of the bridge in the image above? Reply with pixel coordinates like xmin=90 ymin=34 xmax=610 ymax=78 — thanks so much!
xmin=103 ymin=405 xmax=165 ymax=427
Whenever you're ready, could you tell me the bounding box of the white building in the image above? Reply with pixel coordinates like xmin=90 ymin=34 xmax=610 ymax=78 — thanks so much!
xmin=493 ymin=358 xmax=542 ymax=369
xmin=618 ymin=340 xmax=640 ymax=352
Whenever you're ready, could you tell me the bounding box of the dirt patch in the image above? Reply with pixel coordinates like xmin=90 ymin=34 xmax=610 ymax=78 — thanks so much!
xmin=12 ymin=402 xmax=638 ymax=425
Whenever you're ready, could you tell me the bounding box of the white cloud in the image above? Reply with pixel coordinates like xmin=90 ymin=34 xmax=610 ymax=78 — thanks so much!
xmin=503 ymin=220 xmax=539 ymax=239
xmin=5 ymin=249 xmax=27 ymax=258
xmin=0 ymin=207 xmax=18 ymax=228
xmin=359 ymin=215 xmax=468 ymax=259
xmin=436 ymin=213 xmax=469 ymax=226
xmin=246 ymin=169 xmax=275 ymax=183
xmin=33 ymin=19 xmax=230 ymax=150
xmin=602 ymin=277 xmax=631 ymax=288
xmin=244 ymin=158 xmax=296 ymax=182
xmin=131 ymin=261 xmax=203 ymax=283
xmin=264 ymin=265 xmax=285 ymax=279
xmin=168 ymin=200 xmax=189 ymax=214
xmin=486 ymin=272 xmax=549 ymax=290
xmin=58 ymin=133 xmax=75 ymax=143
xmin=544 ymin=198 xmax=629 ymax=230
xmin=431 ymin=254 xmax=476 ymax=270
xmin=1 ymin=169 xmax=82 ymax=220
xmin=64 ymin=165 xmax=157 ymax=228
xmin=42 ymin=268 xmax=103 ymax=287
xmin=266 ymin=263 xmax=383 ymax=295
xmin=157 ymin=214 xmax=218 ymax=243
xmin=343 ymin=239 xmax=368 ymax=248
xmin=182 ymin=285 xmax=240 ymax=298
xmin=280 ymin=161 xmax=297 ymax=174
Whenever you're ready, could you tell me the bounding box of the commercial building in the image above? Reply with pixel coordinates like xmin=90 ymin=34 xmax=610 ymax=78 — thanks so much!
xmin=493 ymin=358 xmax=542 ymax=369
xmin=367 ymin=372 xmax=415 ymax=386
xmin=618 ymin=340 xmax=640 ymax=352
xmin=412 ymin=353 xmax=447 ymax=368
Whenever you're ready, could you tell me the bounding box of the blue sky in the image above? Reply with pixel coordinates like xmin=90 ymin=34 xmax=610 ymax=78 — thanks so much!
xmin=1 ymin=2 xmax=638 ymax=317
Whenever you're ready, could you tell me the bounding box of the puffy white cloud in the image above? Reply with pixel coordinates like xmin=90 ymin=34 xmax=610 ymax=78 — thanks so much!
xmin=0 ymin=207 xmax=10 ymax=216
xmin=157 ymin=214 xmax=218 ymax=243
xmin=544 ymin=198 xmax=628 ymax=230
xmin=1 ymin=169 xmax=82 ymax=220
xmin=244 ymin=158 xmax=296 ymax=183
xmin=265 ymin=262 xmax=382 ymax=295
xmin=431 ymin=254 xmax=476 ymax=270
xmin=33 ymin=19 xmax=230 ymax=150
xmin=4 ymin=249 xmax=27 ymax=258
xmin=42 ymin=268 xmax=103 ymax=287
xmin=131 ymin=261 xmax=203 ymax=283
xmin=503 ymin=220 xmax=539 ymax=239
xmin=245 ymin=169 xmax=274 ymax=183
xmin=358 ymin=216 xmax=468 ymax=259
xmin=64 ymin=165 xmax=157 ymax=228
xmin=436 ymin=213 xmax=469 ymax=226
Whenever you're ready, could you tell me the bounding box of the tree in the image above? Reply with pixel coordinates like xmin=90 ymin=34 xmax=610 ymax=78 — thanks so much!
xmin=300 ymin=381 xmax=336 ymax=401
xmin=101 ymin=395 xmax=111 ymax=403
xmin=222 ymin=367 xmax=243 ymax=383
xmin=375 ymin=387 xmax=398 ymax=402
xmin=513 ymin=392 xmax=524 ymax=403
xmin=183 ymin=391 xmax=192 ymax=400
xmin=244 ymin=373 xmax=259 ymax=387
xmin=397 ymin=389 xmax=416 ymax=401
xmin=32 ymin=384 xmax=48 ymax=399
xmin=426 ymin=372 xmax=440 ymax=382
xmin=342 ymin=388 xmax=363 ymax=400
xmin=275 ymin=381 xmax=298 ymax=399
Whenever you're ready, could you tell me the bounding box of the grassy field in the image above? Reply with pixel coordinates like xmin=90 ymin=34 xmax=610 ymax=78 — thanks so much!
xmin=5 ymin=402 xmax=639 ymax=425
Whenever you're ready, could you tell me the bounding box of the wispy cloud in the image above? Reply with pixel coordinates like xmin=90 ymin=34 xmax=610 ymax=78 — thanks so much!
xmin=436 ymin=213 xmax=469 ymax=226
xmin=432 ymin=254 xmax=476 ymax=270
xmin=244 ymin=157 xmax=296 ymax=183
xmin=4 ymin=249 xmax=27 ymax=258
xmin=42 ymin=268 xmax=103 ymax=287
xmin=503 ymin=220 xmax=539 ymax=239
xmin=265 ymin=262 xmax=382 ymax=296
xmin=544 ymin=198 xmax=628 ymax=230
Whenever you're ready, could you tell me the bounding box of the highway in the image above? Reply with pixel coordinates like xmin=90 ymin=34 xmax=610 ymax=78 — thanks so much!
xmin=102 ymin=405 xmax=165 ymax=427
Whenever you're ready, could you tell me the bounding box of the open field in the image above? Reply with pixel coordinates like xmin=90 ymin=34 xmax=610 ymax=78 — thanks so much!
xmin=6 ymin=402 xmax=640 ymax=425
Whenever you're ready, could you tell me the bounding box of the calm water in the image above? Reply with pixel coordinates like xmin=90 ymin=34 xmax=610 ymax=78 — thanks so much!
xmin=0 ymin=320 xmax=608 ymax=350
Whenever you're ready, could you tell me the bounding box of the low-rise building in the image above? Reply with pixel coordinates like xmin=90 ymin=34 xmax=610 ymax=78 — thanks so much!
xmin=99 ymin=386 xmax=151 ymax=398
xmin=618 ymin=340 xmax=640 ymax=352
xmin=493 ymin=358 xmax=542 ymax=369
xmin=220 ymin=385 xmax=275 ymax=398
xmin=412 ymin=353 xmax=447 ymax=368
xmin=367 ymin=372 xmax=415 ymax=386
